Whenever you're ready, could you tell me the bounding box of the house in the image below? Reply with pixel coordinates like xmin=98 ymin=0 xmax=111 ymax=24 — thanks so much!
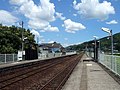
xmin=38 ymin=42 xmax=65 ymax=55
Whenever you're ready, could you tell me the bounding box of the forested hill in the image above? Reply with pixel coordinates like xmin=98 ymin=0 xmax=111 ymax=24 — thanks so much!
xmin=66 ymin=32 xmax=120 ymax=53
xmin=0 ymin=24 xmax=35 ymax=54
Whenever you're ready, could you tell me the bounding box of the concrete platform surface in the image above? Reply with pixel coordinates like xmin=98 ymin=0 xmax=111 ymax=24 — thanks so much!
xmin=62 ymin=54 xmax=120 ymax=90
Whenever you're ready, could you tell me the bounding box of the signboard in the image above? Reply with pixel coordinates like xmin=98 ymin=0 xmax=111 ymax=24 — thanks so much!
xmin=18 ymin=51 xmax=22 ymax=61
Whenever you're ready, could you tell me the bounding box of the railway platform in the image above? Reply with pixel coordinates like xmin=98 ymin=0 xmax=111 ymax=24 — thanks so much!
xmin=62 ymin=54 xmax=120 ymax=90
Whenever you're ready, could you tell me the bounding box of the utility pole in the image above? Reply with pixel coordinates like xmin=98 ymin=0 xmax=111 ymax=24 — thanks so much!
xmin=110 ymin=30 xmax=113 ymax=56
xmin=21 ymin=21 xmax=24 ymax=60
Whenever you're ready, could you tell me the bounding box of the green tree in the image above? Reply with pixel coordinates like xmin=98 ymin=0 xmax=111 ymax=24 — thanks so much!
xmin=0 ymin=25 xmax=35 ymax=54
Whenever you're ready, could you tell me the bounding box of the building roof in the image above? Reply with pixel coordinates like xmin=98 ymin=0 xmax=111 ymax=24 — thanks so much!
xmin=39 ymin=42 xmax=64 ymax=49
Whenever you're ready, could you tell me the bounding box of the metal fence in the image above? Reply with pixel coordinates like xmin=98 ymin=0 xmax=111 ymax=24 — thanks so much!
xmin=38 ymin=53 xmax=62 ymax=59
xmin=99 ymin=54 xmax=120 ymax=76
xmin=86 ymin=51 xmax=120 ymax=76
xmin=38 ymin=52 xmax=77 ymax=59
xmin=0 ymin=54 xmax=18 ymax=64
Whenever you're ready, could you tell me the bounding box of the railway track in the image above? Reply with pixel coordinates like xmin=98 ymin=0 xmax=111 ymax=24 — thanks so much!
xmin=39 ymin=54 xmax=82 ymax=90
xmin=0 ymin=53 xmax=83 ymax=90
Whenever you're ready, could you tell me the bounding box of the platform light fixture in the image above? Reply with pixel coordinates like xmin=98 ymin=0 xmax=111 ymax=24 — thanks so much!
xmin=101 ymin=27 xmax=113 ymax=55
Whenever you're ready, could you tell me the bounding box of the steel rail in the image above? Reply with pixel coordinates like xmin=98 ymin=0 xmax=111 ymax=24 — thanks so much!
xmin=39 ymin=54 xmax=82 ymax=90
xmin=0 ymin=56 xmax=71 ymax=89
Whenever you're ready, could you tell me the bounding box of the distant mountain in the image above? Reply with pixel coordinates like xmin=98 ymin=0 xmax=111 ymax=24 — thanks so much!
xmin=66 ymin=32 xmax=120 ymax=53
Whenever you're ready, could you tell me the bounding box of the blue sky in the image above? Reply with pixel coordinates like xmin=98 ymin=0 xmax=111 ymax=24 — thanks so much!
xmin=0 ymin=0 xmax=120 ymax=47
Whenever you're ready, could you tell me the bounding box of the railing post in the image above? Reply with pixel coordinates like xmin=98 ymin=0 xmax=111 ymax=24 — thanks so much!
xmin=13 ymin=54 xmax=14 ymax=62
xmin=110 ymin=56 xmax=113 ymax=71
xmin=5 ymin=54 xmax=6 ymax=63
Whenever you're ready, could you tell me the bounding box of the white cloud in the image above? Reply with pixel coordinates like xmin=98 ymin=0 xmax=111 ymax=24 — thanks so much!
xmin=30 ymin=29 xmax=40 ymax=43
xmin=62 ymin=24 xmax=64 ymax=27
xmin=48 ymin=41 xmax=55 ymax=43
xmin=64 ymin=19 xmax=86 ymax=33
xmin=56 ymin=12 xmax=66 ymax=20
xmin=10 ymin=0 xmax=58 ymax=32
xmin=19 ymin=0 xmax=55 ymax=22
xmin=73 ymin=0 xmax=115 ymax=20
xmin=73 ymin=14 xmax=77 ymax=17
xmin=106 ymin=20 xmax=118 ymax=24
xmin=9 ymin=0 xmax=28 ymax=6
xmin=0 ymin=10 xmax=18 ymax=25
xmin=44 ymin=25 xmax=59 ymax=32
xmin=28 ymin=19 xmax=49 ymax=30
xmin=64 ymin=38 xmax=68 ymax=40
xmin=31 ymin=29 xmax=40 ymax=37
xmin=73 ymin=0 xmax=77 ymax=6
